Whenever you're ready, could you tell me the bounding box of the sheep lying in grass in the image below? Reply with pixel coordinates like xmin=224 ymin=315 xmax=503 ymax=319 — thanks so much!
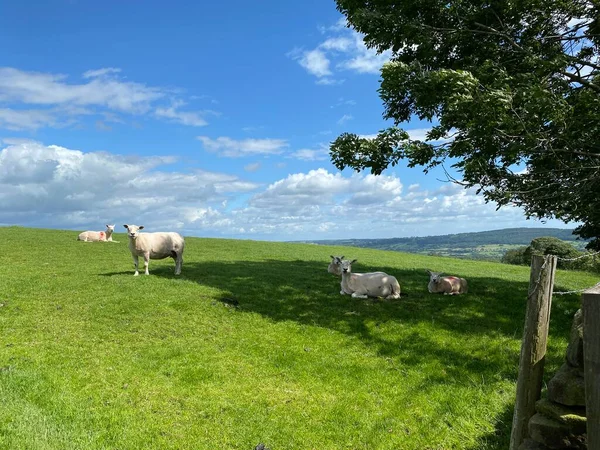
xmin=77 ymin=224 xmax=115 ymax=242
xmin=328 ymin=255 xmax=345 ymax=276
xmin=427 ymin=270 xmax=468 ymax=295
xmin=329 ymin=255 xmax=387 ymax=278
xmin=124 ymin=224 xmax=185 ymax=276
xmin=339 ymin=258 xmax=401 ymax=299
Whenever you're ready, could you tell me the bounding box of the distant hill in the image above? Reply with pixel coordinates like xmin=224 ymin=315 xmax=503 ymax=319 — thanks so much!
xmin=298 ymin=227 xmax=587 ymax=261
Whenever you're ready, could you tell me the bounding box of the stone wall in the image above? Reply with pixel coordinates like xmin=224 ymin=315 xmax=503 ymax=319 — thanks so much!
xmin=519 ymin=309 xmax=587 ymax=449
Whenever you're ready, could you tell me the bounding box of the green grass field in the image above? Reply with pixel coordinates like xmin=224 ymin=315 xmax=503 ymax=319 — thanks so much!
xmin=0 ymin=226 xmax=596 ymax=449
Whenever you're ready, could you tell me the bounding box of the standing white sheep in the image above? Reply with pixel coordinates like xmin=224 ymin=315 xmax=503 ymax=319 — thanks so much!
xmin=77 ymin=224 xmax=116 ymax=242
xmin=338 ymin=258 xmax=401 ymax=299
xmin=427 ymin=270 xmax=468 ymax=295
xmin=123 ymin=224 xmax=185 ymax=276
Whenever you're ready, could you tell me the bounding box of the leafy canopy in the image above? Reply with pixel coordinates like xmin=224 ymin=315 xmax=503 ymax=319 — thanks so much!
xmin=330 ymin=0 xmax=600 ymax=248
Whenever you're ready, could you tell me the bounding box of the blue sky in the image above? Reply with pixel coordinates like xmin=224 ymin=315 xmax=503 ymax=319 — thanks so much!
xmin=0 ymin=0 xmax=571 ymax=240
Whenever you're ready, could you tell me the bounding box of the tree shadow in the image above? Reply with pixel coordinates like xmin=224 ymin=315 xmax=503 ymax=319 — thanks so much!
xmin=98 ymin=257 xmax=581 ymax=446
xmin=466 ymin=401 xmax=514 ymax=449
xmin=147 ymin=259 xmax=578 ymax=363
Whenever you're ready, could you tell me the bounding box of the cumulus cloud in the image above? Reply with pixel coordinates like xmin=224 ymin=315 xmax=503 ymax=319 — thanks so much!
xmin=214 ymin=169 xmax=567 ymax=240
xmin=197 ymin=136 xmax=289 ymax=157
xmin=0 ymin=140 xmax=258 ymax=231
xmin=0 ymin=67 xmax=214 ymax=130
xmin=290 ymin=20 xmax=392 ymax=84
xmin=0 ymin=141 xmax=569 ymax=240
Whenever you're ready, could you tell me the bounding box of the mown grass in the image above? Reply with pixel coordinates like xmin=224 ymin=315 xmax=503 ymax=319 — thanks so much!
xmin=0 ymin=226 xmax=596 ymax=449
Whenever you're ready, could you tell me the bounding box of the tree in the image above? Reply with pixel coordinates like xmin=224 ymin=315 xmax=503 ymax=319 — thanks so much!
xmin=524 ymin=237 xmax=582 ymax=269
xmin=501 ymin=247 xmax=528 ymax=266
xmin=329 ymin=0 xmax=600 ymax=248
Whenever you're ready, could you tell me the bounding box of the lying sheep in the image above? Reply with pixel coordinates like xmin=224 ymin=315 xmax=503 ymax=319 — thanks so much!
xmin=328 ymin=255 xmax=387 ymax=278
xmin=124 ymin=224 xmax=185 ymax=276
xmin=77 ymin=224 xmax=115 ymax=242
xmin=339 ymin=258 xmax=401 ymax=299
xmin=427 ymin=270 xmax=468 ymax=295
xmin=328 ymin=255 xmax=345 ymax=276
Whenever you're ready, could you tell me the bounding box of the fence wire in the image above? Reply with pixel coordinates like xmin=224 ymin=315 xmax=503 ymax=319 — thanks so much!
xmin=543 ymin=251 xmax=600 ymax=295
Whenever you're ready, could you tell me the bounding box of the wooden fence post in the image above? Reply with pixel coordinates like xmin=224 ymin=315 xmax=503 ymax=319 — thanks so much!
xmin=583 ymin=284 xmax=600 ymax=450
xmin=509 ymin=254 xmax=557 ymax=450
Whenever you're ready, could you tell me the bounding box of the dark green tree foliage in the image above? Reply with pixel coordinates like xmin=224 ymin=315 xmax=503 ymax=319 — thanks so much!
xmin=501 ymin=237 xmax=600 ymax=271
xmin=524 ymin=237 xmax=582 ymax=269
xmin=501 ymin=247 xmax=528 ymax=266
xmin=330 ymin=0 xmax=600 ymax=248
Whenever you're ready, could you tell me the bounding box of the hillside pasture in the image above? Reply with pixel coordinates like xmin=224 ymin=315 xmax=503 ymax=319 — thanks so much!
xmin=0 ymin=227 xmax=595 ymax=449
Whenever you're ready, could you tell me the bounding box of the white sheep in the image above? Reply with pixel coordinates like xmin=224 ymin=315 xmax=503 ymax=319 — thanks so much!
xmin=123 ymin=224 xmax=185 ymax=276
xmin=328 ymin=255 xmax=345 ymax=276
xmin=339 ymin=258 xmax=401 ymax=299
xmin=77 ymin=224 xmax=115 ymax=242
xmin=427 ymin=270 xmax=468 ymax=295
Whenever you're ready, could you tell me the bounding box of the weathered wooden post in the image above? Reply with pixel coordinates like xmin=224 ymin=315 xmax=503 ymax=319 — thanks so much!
xmin=509 ymin=254 xmax=557 ymax=450
xmin=583 ymin=284 xmax=600 ymax=450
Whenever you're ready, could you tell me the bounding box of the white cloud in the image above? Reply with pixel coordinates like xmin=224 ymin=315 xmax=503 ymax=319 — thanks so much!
xmin=0 ymin=140 xmax=258 ymax=231
xmin=291 ymin=20 xmax=392 ymax=83
xmin=197 ymin=136 xmax=289 ymax=158
xmin=0 ymin=67 xmax=216 ymax=130
xmin=0 ymin=141 xmax=572 ymax=240
xmin=82 ymin=68 xmax=122 ymax=79
xmin=288 ymin=147 xmax=329 ymax=161
xmin=298 ymin=49 xmax=332 ymax=77
xmin=0 ymin=108 xmax=59 ymax=130
xmin=155 ymin=100 xmax=208 ymax=127
xmin=316 ymin=77 xmax=345 ymax=86
xmin=244 ymin=162 xmax=261 ymax=172
xmin=337 ymin=114 xmax=353 ymax=125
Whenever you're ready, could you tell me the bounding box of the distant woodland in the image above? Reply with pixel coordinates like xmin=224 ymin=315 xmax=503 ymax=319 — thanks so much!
xmin=299 ymin=228 xmax=588 ymax=261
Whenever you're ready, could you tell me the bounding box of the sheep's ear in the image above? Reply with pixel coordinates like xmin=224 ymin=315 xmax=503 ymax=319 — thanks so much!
xmin=426 ymin=269 xmax=432 ymax=274
xmin=139 ymin=225 xmax=144 ymax=230
xmin=330 ymin=255 xmax=335 ymax=260
xmin=123 ymin=224 xmax=129 ymax=229
xmin=351 ymin=259 xmax=357 ymax=264
xmin=340 ymin=255 xmax=344 ymax=260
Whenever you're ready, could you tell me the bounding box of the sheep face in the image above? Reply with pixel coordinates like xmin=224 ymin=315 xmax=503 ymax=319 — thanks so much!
xmin=106 ymin=224 xmax=115 ymax=233
xmin=340 ymin=259 xmax=358 ymax=274
xmin=124 ymin=224 xmax=144 ymax=239
xmin=427 ymin=270 xmax=443 ymax=284
xmin=328 ymin=255 xmax=345 ymax=276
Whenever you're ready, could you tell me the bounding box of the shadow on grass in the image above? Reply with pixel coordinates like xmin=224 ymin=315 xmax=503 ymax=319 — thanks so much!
xmin=132 ymin=259 xmax=580 ymax=355
xmin=466 ymin=402 xmax=514 ymax=450
xmin=101 ymin=258 xmax=581 ymax=445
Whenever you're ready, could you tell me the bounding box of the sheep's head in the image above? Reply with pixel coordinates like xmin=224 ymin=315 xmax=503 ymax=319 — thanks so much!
xmin=124 ymin=224 xmax=144 ymax=239
xmin=340 ymin=259 xmax=358 ymax=274
xmin=328 ymin=255 xmax=345 ymax=276
xmin=427 ymin=270 xmax=443 ymax=284
xmin=106 ymin=224 xmax=115 ymax=233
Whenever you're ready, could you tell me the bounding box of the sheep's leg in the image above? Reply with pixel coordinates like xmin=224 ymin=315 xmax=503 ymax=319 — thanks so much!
xmin=143 ymin=252 xmax=150 ymax=275
xmin=351 ymin=292 xmax=368 ymax=298
xmin=132 ymin=255 xmax=139 ymax=276
xmin=174 ymin=253 xmax=182 ymax=275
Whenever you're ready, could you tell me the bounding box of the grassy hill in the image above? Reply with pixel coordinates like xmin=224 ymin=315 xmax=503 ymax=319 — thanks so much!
xmin=299 ymin=227 xmax=586 ymax=261
xmin=0 ymin=226 xmax=595 ymax=449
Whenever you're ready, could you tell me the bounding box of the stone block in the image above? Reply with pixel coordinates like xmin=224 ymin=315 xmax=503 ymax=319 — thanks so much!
xmin=566 ymin=309 xmax=584 ymax=369
xmin=548 ymin=363 xmax=586 ymax=406
xmin=528 ymin=413 xmax=586 ymax=449
xmin=536 ymin=398 xmax=587 ymax=435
